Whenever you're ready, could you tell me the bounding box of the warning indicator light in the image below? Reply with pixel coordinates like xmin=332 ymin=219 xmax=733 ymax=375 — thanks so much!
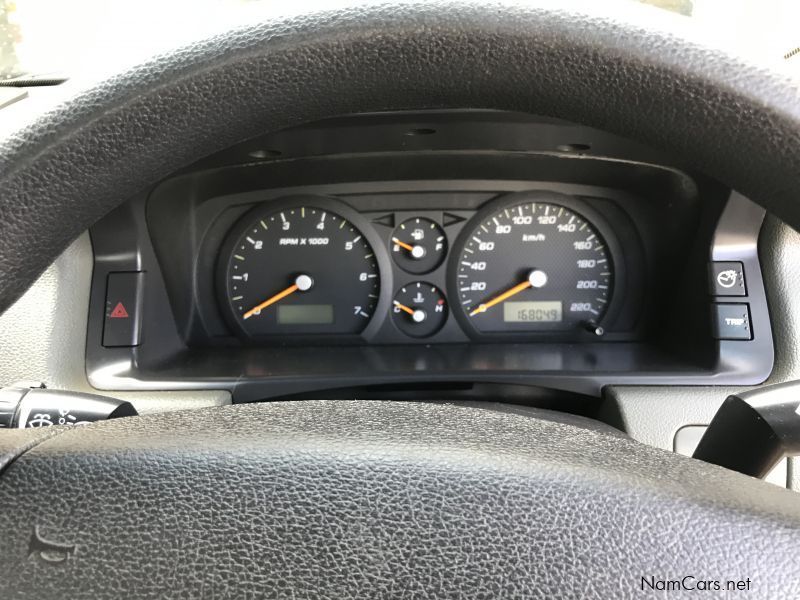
xmin=109 ymin=302 xmax=129 ymax=319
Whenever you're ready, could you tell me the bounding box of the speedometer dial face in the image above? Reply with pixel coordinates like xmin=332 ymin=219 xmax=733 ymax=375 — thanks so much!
xmin=453 ymin=197 xmax=613 ymax=334
xmin=221 ymin=200 xmax=380 ymax=338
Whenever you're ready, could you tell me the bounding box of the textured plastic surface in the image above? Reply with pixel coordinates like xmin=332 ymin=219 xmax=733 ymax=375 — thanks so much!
xmin=0 ymin=234 xmax=232 ymax=412
xmin=1 ymin=401 xmax=800 ymax=598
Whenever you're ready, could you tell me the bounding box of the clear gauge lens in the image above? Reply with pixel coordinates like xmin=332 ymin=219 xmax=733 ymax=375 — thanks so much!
xmin=222 ymin=203 xmax=380 ymax=337
xmin=392 ymin=282 xmax=448 ymax=338
xmin=454 ymin=199 xmax=613 ymax=334
xmin=391 ymin=217 xmax=447 ymax=274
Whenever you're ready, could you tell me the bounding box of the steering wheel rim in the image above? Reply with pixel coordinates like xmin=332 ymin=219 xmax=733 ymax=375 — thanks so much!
xmin=2 ymin=2 xmax=800 ymax=596
xmin=1 ymin=0 xmax=800 ymax=312
xmin=3 ymin=400 xmax=800 ymax=598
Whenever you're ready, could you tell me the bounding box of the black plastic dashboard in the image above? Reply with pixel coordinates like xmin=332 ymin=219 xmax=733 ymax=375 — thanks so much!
xmin=85 ymin=111 xmax=774 ymax=402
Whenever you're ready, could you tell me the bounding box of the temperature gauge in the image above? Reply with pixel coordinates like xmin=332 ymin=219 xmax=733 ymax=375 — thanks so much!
xmin=392 ymin=282 xmax=448 ymax=338
xmin=391 ymin=217 xmax=447 ymax=274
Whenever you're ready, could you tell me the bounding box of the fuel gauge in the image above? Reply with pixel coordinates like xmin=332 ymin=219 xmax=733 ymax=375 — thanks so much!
xmin=392 ymin=282 xmax=448 ymax=338
xmin=391 ymin=217 xmax=447 ymax=274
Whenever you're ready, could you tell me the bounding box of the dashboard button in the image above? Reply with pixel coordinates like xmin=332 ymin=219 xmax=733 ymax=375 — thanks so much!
xmin=709 ymin=261 xmax=746 ymax=296
xmin=711 ymin=303 xmax=752 ymax=340
xmin=103 ymin=272 xmax=144 ymax=347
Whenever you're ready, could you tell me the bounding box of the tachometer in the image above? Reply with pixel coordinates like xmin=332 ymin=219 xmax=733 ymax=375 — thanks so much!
xmin=219 ymin=198 xmax=381 ymax=338
xmin=450 ymin=193 xmax=614 ymax=336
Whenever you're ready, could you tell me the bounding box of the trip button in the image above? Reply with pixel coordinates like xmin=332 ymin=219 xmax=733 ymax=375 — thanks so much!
xmin=102 ymin=272 xmax=144 ymax=347
xmin=709 ymin=261 xmax=746 ymax=296
xmin=711 ymin=303 xmax=752 ymax=340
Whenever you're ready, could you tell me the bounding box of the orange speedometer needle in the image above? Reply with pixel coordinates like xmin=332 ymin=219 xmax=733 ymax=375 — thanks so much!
xmin=242 ymin=274 xmax=314 ymax=319
xmin=469 ymin=281 xmax=531 ymax=316
xmin=469 ymin=269 xmax=548 ymax=316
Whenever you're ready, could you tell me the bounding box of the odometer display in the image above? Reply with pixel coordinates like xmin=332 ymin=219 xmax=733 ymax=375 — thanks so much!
xmin=221 ymin=201 xmax=380 ymax=338
xmin=453 ymin=197 xmax=613 ymax=334
xmin=277 ymin=304 xmax=334 ymax=325
xmin=503 ymin=301 xmax=563 ymax=323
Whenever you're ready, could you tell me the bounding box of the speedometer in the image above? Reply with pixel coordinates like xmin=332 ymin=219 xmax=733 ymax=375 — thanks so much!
xmin=450 ymin=192 xmax=614 ymax=336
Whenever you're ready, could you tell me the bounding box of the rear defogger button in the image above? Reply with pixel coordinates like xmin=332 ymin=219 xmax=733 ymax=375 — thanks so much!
xmin=709 ymin=262 xmax=746 ymax=296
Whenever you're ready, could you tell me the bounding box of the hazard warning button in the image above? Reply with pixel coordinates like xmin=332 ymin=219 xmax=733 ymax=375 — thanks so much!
xmin=103 ymin=272 xmax=144 ymax=347
xmin=109 ymin=302 xmax=129 ymax=319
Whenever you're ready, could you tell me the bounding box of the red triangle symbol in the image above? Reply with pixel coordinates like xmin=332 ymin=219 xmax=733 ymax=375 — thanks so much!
xmin=109 ymin=302 xmax=129 ymax=319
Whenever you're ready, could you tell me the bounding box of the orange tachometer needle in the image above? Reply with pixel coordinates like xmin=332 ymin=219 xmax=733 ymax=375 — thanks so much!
xmin=242 ymin=274 xmax=314 ymax=320
xmin=243 ymin=284 xmax=299 ymax=319
xmin=469 ymin=269 xmax=548 ymax=317
xmin=392 ymin=238 xmax=415 ymax=252
xmin=393 ymin=300 xmax=416 ymax=316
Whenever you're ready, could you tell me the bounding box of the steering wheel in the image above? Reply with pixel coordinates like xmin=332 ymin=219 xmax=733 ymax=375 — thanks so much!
xmin=2 ymin=1 xmax=800 ymax=597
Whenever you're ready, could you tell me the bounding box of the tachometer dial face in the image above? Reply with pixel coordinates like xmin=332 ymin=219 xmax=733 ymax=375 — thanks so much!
xmin=221 ymin=201 xmax=380 ymax=337
xmin=452 ymin=197 xmax=613 ymax=334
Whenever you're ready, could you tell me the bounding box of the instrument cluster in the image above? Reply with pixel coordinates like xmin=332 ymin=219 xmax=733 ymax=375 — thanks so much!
xmin=218 ymin=190 xmax=626 ymax=344
xmin=88 ymin=110 xmax=772 ymax=394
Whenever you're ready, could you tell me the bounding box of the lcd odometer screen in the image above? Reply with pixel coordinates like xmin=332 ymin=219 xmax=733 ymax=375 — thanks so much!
xmin=503 ymin=301 xmax=562 ymax=323
xmin=277 ymin=304 xmax=334 ymax=325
